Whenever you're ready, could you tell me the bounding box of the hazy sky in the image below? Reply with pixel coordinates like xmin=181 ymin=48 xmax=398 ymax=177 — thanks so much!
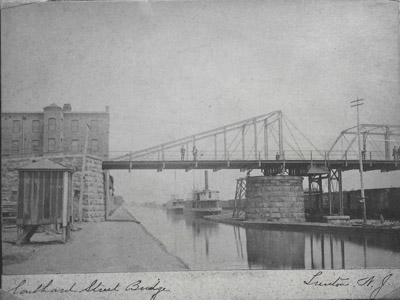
xmin=2 ymin=0 xmax=399 ymax=202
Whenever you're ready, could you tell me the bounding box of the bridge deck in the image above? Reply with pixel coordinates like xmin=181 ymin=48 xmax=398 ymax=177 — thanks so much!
xmin=102 ymin=159 xmax=400 ymax=172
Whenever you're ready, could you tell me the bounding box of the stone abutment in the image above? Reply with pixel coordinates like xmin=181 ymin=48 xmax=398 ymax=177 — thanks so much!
xmin=245 ymin=176 xmax=306 ymax=222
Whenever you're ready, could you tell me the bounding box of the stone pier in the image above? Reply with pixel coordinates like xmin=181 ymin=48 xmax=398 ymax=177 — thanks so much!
xmin=245 ymin=176 xmax=306 ymax=223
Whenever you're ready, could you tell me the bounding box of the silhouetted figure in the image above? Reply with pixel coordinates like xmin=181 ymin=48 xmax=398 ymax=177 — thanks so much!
xmin=380 ymin=214 xmax=385 ymax=224
xmin=275 ymin=152 xmax=280 ymax=160
xmin=192 ymin=146 xmax=198 ymax=161
xmin=397 ymin=147 xmax=400 ymax=160
xmin=361 ymin=149 xmax=366 ymax=160
xmin=393 ymin=146 xmax=397 ymax=161
xmin=180 ymin=145 xmax=185 ymax=161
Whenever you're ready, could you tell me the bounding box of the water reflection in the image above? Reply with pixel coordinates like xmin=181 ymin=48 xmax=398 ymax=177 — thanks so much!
xmin=130 ymin=207 xmax=400 ymax=271
xmin=304 ymin=231 xmax=400 ymax=270
xmin=246 ymin=229 xmax=305 ymax=269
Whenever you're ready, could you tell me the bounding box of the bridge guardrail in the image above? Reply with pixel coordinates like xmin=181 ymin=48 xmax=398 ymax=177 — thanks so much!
xmin=108 ymin=149 xmax=389 ymax=162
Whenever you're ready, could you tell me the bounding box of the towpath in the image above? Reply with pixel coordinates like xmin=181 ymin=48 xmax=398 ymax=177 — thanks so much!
xmin=2 ymin=207 xmax=189 ymax=275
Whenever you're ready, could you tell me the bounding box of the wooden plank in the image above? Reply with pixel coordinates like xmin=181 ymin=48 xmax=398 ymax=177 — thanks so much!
xmin=31 ymin=171 xmax=39 ymax=224
xmin=23 ymin=172 xmax=32 ymax=224
xmin=62 ymin=172 xmax=68 ymax=227
xmin=50 ymin=171 xmax=57 ymax=223
xmin=37 ymin=172 xmax=44 ymax=225
xmin=57 ymin=172 xmax=63 ymax=223
xmin=43 ymin=172 xmax=51 ymax=223
xmin=68 ymin=174 xmax=72 ymax=222
xmin=17 ymin=172 xmax=24 ymax=221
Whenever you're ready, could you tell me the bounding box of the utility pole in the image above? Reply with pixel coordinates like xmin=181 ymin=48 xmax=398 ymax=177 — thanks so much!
xmin=351 ymin=98 xmax=367 ymax=224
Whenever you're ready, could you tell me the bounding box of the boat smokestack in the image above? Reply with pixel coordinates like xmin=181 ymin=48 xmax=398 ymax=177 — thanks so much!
xmin=204 ymin=171 xmax=209 ymax=190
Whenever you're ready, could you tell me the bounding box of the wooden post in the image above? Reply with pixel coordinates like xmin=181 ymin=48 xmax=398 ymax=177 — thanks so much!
xmin=224 ymin=128 xmax=227 ymax=161
xmin=62 ymin=171 xmax=68 ymax=242
xmin=308 ymin=176 xmax=312 ymax=215
xmin=321 ymin=233 xmax=325 ymax=269
xmin=264 ymin=119 xmax=268 ymax=160
xmin=105 ymin=170 xmax=110 ymax=220
xmin=310 ymin=234 xmax=314 ymax=269
xmin=214 ymin=134 xmax=217 ymax=160
xmin=338 ymin=168 xmax=343 ymax=216
xmin=384 ymin=126 xmax=390 ymax=160
xmin=318 ymin=175 xmax=323 ymax=213
xmin=328 ymin=170 xmax=332 ymax=216
xmin=242 ymin=125 xmax=245 ymax=160
xmin=253 ymin=120 xmax=258 ymax=160
xmin=278 ymin=112 xmax=283 ymax=158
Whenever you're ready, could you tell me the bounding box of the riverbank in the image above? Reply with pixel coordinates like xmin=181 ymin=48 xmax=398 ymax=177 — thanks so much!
xmin=204 ymin=210 xmax=400 ymax=234
xmin=2 ymin=207 xmax=189 ymax=275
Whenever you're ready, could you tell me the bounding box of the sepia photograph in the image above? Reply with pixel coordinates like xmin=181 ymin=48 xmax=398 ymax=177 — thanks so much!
xmin=1 ymin=0 xmax=400 ymax=299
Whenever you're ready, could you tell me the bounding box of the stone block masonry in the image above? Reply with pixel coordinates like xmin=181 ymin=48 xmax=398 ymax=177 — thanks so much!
xmin=1 ymin=154 xmax=106 ymax=222
xmin=245 ymin=176 xmax=306 ymax=223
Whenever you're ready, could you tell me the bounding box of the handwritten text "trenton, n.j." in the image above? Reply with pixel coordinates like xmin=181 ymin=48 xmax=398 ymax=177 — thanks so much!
xmin=303 ymin=271 xmax=393 ymax=299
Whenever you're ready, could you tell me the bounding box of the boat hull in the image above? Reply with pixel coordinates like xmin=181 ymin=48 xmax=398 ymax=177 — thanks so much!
xmin=184 ymin=207 xmax=222 ymax=216
xmin=183 ymin=199 xmax=222 ymax=216
xmin=167 ymin=206 xmax=184 ymax=213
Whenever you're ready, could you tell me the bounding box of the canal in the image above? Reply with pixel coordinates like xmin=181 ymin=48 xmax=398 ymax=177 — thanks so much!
xmin=129 ymin=206 xmax=400 ymax=271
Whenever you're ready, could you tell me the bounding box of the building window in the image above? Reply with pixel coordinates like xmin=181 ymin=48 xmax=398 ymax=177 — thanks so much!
xmin=12 ymin=140 xmax=19 ymax=153
xmin=90 ymin=120 xmax=98 ymax=132
xmin=48 ymin=118 xmax=56 ymax=131
xmin=32 ymin=140 xmax=39 ymax=153
xmin=12 ymin=120 xmax=21 ymax=133
xmin=71 ymin=139 xmax=79 ymax=152
xmin=32 ymin=120 xmax=40 ymax=133
xmin=48 ymin=138 xmax=55 ymax=152
xmin=91 ymin=139 xmax=99 ymax=152
xmin=71 ymin=120 xmax=79 ymax=132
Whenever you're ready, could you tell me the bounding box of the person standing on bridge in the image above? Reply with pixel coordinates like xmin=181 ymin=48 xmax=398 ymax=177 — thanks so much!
xmin=192 ymin=146 xmax=198 ymax=161
xmin=393 ymin=146 xmax=397 ymax=161
xmin=397 ymin=146 xmax=400 ymax=160
xmin=180 ymin=145 xmax=185 ymax=161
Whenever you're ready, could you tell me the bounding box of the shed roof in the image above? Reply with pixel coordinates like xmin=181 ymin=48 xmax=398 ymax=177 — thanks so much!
xmin=18 ymin=159 xmax=72 ymax=172
xmin=44 ymin=103 xmax=61 ymax=109
xmin=307 ymin=165 xmax=329 ymax=175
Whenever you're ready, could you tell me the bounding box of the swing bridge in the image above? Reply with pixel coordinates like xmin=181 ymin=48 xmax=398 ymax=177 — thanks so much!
xmin=103 ymin=110 xmax=399 ymax=173
xmin=102 ymin=110 xmax=400 ymax=216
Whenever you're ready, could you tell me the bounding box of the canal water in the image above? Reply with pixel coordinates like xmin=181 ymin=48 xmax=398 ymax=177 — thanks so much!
xmin=129 ymin=206 xmax=400 ymax=271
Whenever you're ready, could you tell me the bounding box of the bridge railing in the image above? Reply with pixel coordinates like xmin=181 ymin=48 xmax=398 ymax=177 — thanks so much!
xmin=108 ymin=149 xmax=388 ymax=162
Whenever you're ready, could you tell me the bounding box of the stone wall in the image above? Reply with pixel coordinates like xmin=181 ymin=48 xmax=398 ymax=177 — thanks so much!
xmin=1 ymin=154 xmax=106 ymax=222
xmin=245 ymin=176 xmax=306 ymax=223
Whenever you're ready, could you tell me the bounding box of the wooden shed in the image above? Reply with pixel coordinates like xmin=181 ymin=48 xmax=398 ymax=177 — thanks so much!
xmin=16 ymin=159 xmax=73 ymax=244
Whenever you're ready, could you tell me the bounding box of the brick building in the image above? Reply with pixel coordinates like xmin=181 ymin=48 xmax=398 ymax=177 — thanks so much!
xmin=1 ymin=104 xmax=112 ymax=222
xmin=1 ymin=103 xmax=109 ymax=158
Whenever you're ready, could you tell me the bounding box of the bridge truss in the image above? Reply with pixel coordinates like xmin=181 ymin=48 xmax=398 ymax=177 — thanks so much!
xmin=328 ymin=124 xmax=400 ymax=161
xmin=110 ymin=110 xmax=324 ymax=163
xmin=103 ymin=113 xmax=400 ymax=218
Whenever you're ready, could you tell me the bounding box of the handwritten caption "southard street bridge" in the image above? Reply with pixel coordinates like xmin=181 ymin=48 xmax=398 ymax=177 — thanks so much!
xmin=8 ymin=278 xmax=169 ymax=300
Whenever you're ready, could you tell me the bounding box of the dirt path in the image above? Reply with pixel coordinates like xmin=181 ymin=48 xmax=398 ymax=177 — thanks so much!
xmin=3 ymin=211 xmax=189 ymax=274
